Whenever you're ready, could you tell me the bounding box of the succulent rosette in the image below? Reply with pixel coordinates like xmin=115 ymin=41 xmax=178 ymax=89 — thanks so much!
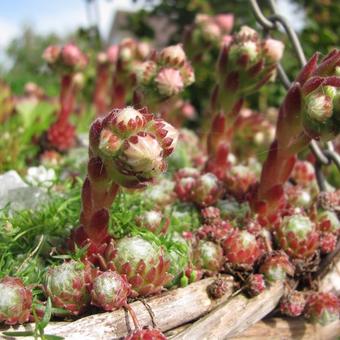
xmin=255 ymin=50 xmax=340 ymax=220
xmin=44 ymin=260 xmax=94 ymax=315
xmin=136 ymin=211 xmax=169 ymax=234
xmin=111 ymin=38 xmax=152 ymax=108
xmin=222 ymin=229 xmax=261 ymax=269
xmin=191 ymin=173 xmax=222 ymax=207
xmin=125 ymin=327 xmax=167 ymax=340
xmin=246 ymin=274 xmax=266 ymax=296
xmin=72 ymin=106 xmax=178 ymax=251
xmin=304 ymin=292 xmax=340 ymax=325
xmin=317 ymin=210 xmax=340 ymax=234
xmin=91 ymin=271 xmax=130 ymax=311
xmin=215 ymin=26 xmax=284 ymax=107
xmin=110 ymin=236 xmax=172 ymax=297
xmin=259 ymin=251 xmax=295 ymax=283
xmin=275 ymin=214 xmax=319 ymax=259
xmin=224 ymin=163 xmax=258 ymax=199
xmin=0 ymin=277 xmax=32 ymax=325
xmin=134 ymin=44 xmax=194 ymax=109
xmin=280 ymin=290 xmax=306 ymax=317
xmin=193 ymin=240 xmax=224 ymax=273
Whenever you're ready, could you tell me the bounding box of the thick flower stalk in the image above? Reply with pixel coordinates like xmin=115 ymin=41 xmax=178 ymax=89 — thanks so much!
xmin=43 ymin=43 xmax=87 ymax=151
xmin=0 ymin=277 xmax=32 ymax=325
xmin=254 ymin=50 xmax=340 ymax=220
xmin=133 ymin=44 xmax=195 ymax=125
xmin=206 ymin=26 xmax=284 ymax=178
xmin=111 ymin=38 xmax=151 ymax=108
xmin=93 ymin=47 xmax=118 ymax=115
xmin=71 ymin=106 xmax=178 ymax=255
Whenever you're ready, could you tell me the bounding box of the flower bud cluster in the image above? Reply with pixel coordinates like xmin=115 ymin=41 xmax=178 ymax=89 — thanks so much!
xmin=135 ymin=44 xmax=195 ymax=98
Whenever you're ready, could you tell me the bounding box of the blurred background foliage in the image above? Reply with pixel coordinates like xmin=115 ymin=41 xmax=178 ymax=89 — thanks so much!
xmin=1 ymin=0 xmax=338 ymax=108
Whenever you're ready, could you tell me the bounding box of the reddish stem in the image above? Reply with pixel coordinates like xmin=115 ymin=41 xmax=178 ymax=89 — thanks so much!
xmin=94 ymin=63 xmax=110 ymax=115
xmin=59 ymin=74 xmax=76 ymax=123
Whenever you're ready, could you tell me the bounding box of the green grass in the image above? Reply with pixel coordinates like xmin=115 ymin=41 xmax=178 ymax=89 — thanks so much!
xmin=0 ymin=176 xmax=198 ymax=286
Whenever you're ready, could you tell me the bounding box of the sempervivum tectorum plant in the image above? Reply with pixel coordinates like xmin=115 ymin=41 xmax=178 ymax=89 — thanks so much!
xmin=0 ymin=277 xmax=32 ymax=325
xmin=44 ymin=260 xmax=94 ymax=315
xmin=304 ymin=292 xmax=340 ymax=325
xmin=71 ymin=106 xmax=178 ymax=256
xmin=317 ymin=210 xmax=339 ymax=234
xmin=205 ymin=27 xmax=284 ymax=179
xmin=191 ymin=173 xmax=222 ymax=207
xmin=136 ymin=210 xmax=169 ymax=234
xmin=109 ymin=236 xmax=172 ymax=297
xmin=183 ymin=13 xmax=234 ymax=62
xmin=43 ymin=43 xmax=87 ymax=152
xmin=174 ymin=167 xmax=200 ymax=202
xmin=91 ymin=271 xmax=130 ymax=311
xmin=192 ymin=240 xmax=224 ymax=273
xmin=224 ymin=163 xmax=258 ymax=200
xmin=133 ymin=44 xmax=194 ymax=122
xmin=246 ymin=274 xmax=266 ymax=297
xmin=111 ymin=38 xmax=152 ymax=108
xmin=253 ymin=50 xmax=340 ymax=221
xmin=93 ymin=48 xmax=118 ymax=115
xmin=222 ymin=229 xmax=261 ymax=270
xmin=259 ymin=251 xmax=295 ymax=283
xmin=125 ymin=327 xmax=167 ymax=340
xmin=291 ymin=160 xmax=316 ymax=187
xmin=280 ymin=290 xmax=306 ymax=317
xmin=274 ymin=214 xmax=319 ymax=259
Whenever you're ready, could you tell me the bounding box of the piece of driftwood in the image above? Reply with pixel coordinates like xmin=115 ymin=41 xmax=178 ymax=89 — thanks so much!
xmin=40 ymin=276 xmax=234 ymax=339
xmin=319 ymin=246 xmax=340 ymax=294
xmin=230 ymin=317 xmax=340 ymax=340
xmin=171 ymin=282 xmax=284 ymax=340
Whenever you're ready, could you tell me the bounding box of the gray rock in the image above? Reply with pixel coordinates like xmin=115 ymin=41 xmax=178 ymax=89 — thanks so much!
xmin=0 ymin=170 xmax=48 ymax=211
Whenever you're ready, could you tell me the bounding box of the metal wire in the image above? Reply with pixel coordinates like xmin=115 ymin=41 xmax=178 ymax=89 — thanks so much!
xmin=249 ymin=0 xmax=339 ymax=191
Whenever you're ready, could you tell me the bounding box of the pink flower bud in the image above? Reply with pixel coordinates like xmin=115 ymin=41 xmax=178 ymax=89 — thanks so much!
xmin=62 ymin=43 xmax=84 ymax=67
xmin=263 ymin=38 xmax=284 ymax=63
xmin=214 ymin=14 xmax=234 ymax=33
xmin=107 ymin=45 xmax=119 ymax=64
xmin=110 ymin=106 xmax=148 ymax=135
xmin=135 ymin=61 xmax=157 ymax=85
xmin=180 ymin=62 xmax=195 ymax=86
xmin=43 ymin=45 xmax=61 ymax=64
xmin=118 ymin=132 xmax=166 ymax=179
xmin=149 ymin=119 xmax=179 ymax=156
xmin=159 ymin=44 xmax=187 ymax=67
xmin=97 ymin=52 xmax=108 ymax=64
xmin=201 ymin=22 xmax=221 ymax=43
xmin=236 ymin=26 xmax=258 ymax=40
xmin=99 ymin=129 xmax=123 ymax=156
xmin=305 ymin=90 xmax=334 ymax=122
xmin=195 ymin=14 xmax=210 ymax=25
xmin=137 ymin=41 xmax=152 ymax=59
xmin=155 ymin=68 xmax=184 ymax=97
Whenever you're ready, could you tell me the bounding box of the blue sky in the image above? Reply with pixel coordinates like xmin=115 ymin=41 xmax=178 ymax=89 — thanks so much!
xmin=0 ymin=0 xmax=305 ymax=50
xmin=0 ymin=0 xmax=142 ymax=49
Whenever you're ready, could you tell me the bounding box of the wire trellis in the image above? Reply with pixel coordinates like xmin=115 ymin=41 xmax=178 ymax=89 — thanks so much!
xmin=249 ymin=0 xmax=340 ymax=192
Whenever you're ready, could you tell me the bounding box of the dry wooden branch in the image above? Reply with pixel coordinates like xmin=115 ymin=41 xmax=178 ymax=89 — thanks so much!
xmin=171 ymin=282 xmax=284 ymax=340
xmin=41 ymin=276 xmax=234 ymax=339
xmin=230 ymin=317 xmax=340 ymax=340
xmin=319 ymin=244 xmax=340 ymax=294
